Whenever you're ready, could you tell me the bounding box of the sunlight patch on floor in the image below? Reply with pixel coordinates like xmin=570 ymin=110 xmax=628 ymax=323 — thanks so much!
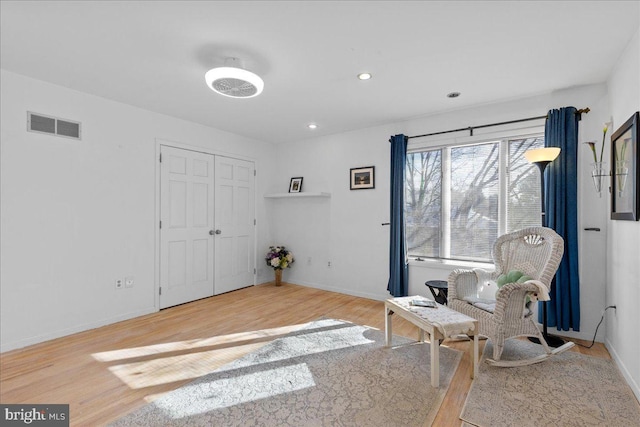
xmin=215 ymin=323 xmax=375 ymax=373
xmin=153 ymin=363 xmax=316 ymax=418
xmin=92 ymin=323 xmax=308 ymax=362
xmin=107 ymin=342 xmax=268 ymax=389
xmin=95 ymin=319 xmax=374 ymax=391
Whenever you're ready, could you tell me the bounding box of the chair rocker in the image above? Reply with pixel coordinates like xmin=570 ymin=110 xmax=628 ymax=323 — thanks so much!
xmin=448 ymin=227 xmax=575 ymax=367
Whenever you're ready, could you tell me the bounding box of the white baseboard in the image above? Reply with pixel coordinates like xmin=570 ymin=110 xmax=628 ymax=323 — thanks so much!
xmin=532 ymin=325 xmax=602 ymax=343
xmin=605 ymin=338 xmax=640 ymax=402
xmin=0 ymin=307 xmax=157 ymax=353
xmin=288 ymin=280 xmax=390 ymax=302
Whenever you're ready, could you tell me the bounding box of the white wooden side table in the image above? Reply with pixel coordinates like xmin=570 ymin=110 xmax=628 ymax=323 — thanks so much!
xmin=385 ymin=296 xmax=479 ymax=387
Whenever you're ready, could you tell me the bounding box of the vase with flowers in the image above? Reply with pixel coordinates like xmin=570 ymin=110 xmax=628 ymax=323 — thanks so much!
xmin=265 ymin=246 xmax=294 ymax=286
xmin=584 ymin=123 xmax=609 ymax=196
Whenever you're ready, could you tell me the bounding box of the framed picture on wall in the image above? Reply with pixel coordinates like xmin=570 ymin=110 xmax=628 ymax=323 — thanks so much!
xmin=289 ymin=177 xmax=303 ymax=193
xmin=611 ymin=111 xmax=639 ymax=221
xmin=350 ymin=166 xmax=375 ymax=190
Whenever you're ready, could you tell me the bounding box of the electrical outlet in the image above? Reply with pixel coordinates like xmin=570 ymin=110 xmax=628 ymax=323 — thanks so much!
xmin=115 ymin=279 xmax=123 ymax=289
xmin=328 ymin=261 xmax=332 ymax=268
xmin=125 ymin=276 xmax=134 ymax=288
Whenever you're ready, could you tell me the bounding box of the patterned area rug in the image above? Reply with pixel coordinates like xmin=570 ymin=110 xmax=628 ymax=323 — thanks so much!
xmin=110 ymin=318 xmax=462 ymax=427
xmin=461 ymin=339 xmax=640 ymax=427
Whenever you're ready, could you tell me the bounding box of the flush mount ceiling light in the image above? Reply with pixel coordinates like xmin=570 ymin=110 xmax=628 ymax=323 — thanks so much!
xmin=307 ymin=123 xmax=318 ymax=129
xmin=357 ymin=73 xmax=372 ymax=80
xmin=447 ymin=92 xmax=461 ymax=98
xmin=205 ymin=58 xmax=264 ymax=98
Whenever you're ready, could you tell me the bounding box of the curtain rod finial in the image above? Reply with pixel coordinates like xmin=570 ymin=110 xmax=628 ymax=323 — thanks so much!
xmin=576 ymin=107 xmax=590 ymax=121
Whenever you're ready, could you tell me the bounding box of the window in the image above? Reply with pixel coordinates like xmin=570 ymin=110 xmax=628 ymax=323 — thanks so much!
xmin=406 ymin=135 xmax=544 ymax=262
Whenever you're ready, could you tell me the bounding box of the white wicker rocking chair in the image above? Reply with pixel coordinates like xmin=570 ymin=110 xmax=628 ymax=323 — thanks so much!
xmin=448 ymin=227 xmax=575 ymax=367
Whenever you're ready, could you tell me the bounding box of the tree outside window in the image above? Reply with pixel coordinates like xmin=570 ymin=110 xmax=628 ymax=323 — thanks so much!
xmin=406 ymin=136 xmax=544 ymax=262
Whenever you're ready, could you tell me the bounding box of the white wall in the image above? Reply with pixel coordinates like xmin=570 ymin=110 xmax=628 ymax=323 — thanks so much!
xmin=264 ymin=127 xmax=391 ymax=300
xmin=270 ymin=83 xmax=615 ymax=346
xmin=605 ymin=26 xmax=640 ymax=401
xmin=0 ymin=70 xmax=277 ymax=352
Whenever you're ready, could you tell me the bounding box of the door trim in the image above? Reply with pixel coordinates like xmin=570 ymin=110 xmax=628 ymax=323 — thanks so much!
xmin=154 ymin=138 xmax=258 ymax=311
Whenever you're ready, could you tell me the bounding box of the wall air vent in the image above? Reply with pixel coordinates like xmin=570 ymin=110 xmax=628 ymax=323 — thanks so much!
xmin=27 ymin=112 xmax=81 ymax=140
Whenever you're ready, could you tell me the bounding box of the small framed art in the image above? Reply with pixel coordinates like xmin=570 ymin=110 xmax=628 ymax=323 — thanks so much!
xmin=289 ymin=177 xmax=303 ymax=193
xmin=350 ymin=166 xmax=375 ymax=190
xmin=611 ymin=111 xmax=639 ymax=221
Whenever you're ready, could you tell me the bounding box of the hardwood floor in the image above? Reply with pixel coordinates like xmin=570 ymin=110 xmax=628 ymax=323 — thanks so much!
xmin=0 ymin=283 xmax=611 ymax=426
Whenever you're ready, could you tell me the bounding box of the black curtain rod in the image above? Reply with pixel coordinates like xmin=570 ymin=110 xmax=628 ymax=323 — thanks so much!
xmin=407 ymin=107 xmax=590 ymax=140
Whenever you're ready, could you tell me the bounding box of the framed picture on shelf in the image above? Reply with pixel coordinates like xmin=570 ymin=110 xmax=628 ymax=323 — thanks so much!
xmin=611 ymin=111 xmax=639 ymax=221
xmin=289 ymin=177 xmax=303 ymax=193
xmin=350 ymin=166 xmax=375 ymax=190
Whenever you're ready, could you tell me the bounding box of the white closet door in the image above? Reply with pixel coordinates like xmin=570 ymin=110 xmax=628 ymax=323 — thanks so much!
xmin=214 ymin=156 xmax=255 ymax=294
xmin=160 ymin=146 xmax=215 ymax=308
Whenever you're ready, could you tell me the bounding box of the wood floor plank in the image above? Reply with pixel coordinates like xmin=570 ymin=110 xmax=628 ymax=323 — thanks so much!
xmin=0 ymin=282 xmax=610 ymax=426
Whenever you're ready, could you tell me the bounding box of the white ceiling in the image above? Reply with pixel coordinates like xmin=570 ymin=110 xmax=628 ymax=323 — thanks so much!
xmin=1 ymin=1 xmax=638 ymax=144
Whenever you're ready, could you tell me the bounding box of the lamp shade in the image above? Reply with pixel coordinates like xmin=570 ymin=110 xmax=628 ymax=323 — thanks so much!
xmin=524 ymin=147 xmax=561 ymax=164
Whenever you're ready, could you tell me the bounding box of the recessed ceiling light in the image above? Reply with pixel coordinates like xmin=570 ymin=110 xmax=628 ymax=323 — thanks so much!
xmin=357 ymin=73 xmax=372 ymax=80
xmin=307 ymin=123 xmax=318 ymax=129
xmin=447 ymin=92 xmax=461 ymax=98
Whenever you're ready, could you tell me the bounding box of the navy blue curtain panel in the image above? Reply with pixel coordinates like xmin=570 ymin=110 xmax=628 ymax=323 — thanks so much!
xmin=388 ymin=134 xmax=409 ymax=297
xmin=543 ymin=107 xmax=581 ymax=331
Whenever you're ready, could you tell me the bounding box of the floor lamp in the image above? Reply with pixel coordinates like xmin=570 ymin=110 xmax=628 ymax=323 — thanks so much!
xmin=524 ymin=147 xmax=566 ymax=348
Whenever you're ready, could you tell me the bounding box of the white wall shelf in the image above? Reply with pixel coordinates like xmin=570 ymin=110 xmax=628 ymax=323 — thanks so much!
xmin=264 ymin=192 xmax=331 ymax=199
